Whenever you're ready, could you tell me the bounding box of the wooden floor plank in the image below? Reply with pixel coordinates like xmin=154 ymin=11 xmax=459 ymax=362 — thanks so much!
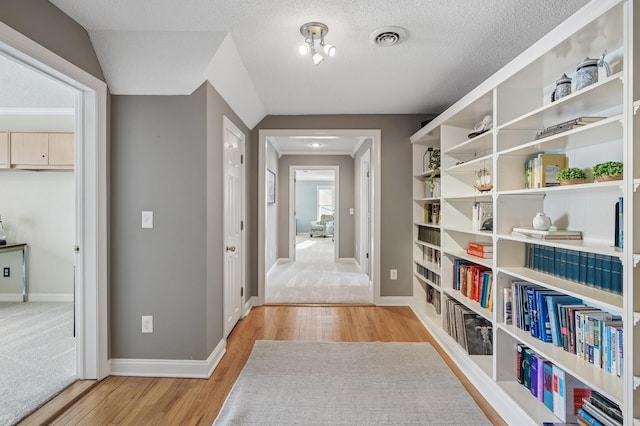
xmin=36 ymin=306 xmax=505 ymax=425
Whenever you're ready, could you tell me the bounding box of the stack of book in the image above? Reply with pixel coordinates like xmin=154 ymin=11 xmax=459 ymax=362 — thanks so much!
xmin=416 ymin=263 xmax=440 ymax=287
xmin=417 ymin=226 xmax=440 ymax=246
xmin=517 ymin=345 xmax=591 ymax=423
xmin=512 ymin=226 xmax=582 ymax=240
xmin=466 ymin=241 xmax=492 ymax=259
xmin=443 ymin=298 xmax=492 ymax=355
xmin=535 ymin=116 xmax=605 ymax=140
xmin=425 ymin=286 xmax=441 ymax=314
xmin=423 ymin=203 xmax=441 ymax=225
xmin=578 ymin=391 xmax=623 ymax=426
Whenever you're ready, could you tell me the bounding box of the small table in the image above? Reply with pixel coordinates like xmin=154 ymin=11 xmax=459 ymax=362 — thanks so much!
xmin=0 ymin=243 xmax=28 ymax=302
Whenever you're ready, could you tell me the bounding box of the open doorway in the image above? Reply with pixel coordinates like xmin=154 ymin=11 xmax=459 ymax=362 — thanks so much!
xmin=259 ymin=130 xmax=379 ymax=305
xmin=0 ymin=18 xmax=108 ymax=425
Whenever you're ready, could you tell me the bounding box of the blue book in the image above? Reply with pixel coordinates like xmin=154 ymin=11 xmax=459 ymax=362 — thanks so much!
xmin=611 ymin=258 xmax=623 ymax=295
xmin=555 ymin=247 xmax=568 ymax=279
xmin=577 ymin=408 xmax=601 ymax=426
xmin=578 ymin=251 xmax=589 ymax=284
xmin=585 ymin=252 xmax=596 ymax=287
xmin=533 ymin=245 xmax=541 ymax=271
xmin=600 ymin=255 xmax=612 ymax=293
xmin=526 ymin=286 xmax=544 ymax=338
xmin=546 ymin=295 xmax=582 ymax=346
xmin=617 ymin=328 xmax=623 ymax=377
xmin=567 ymin=249 xmax=580 ymax=282
xmin=543 ymin=245 xmax=554 ymax=274
xmin=593 ymin=253 xmax=605 ymax=291
xmin=530 ymin=352 xmax=540 ymax=398
xmin=537 ymin=290 xmax=562 ymax=342
xmin=543 ymin=361 xmax=554 ymax=411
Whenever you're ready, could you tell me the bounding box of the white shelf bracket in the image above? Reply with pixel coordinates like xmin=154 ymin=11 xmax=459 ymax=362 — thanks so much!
xmin=635 ymin=375 xmax=640 ymax=390
xmin=634 ymin=256 xmax=640 ymax=268
xmin=635 ymin=182 xmax=640 ymax=193
xmin=635 ymin=312 xmax=640 ymax=326
xmin=634 ymin=102 xmax=640 ymax=115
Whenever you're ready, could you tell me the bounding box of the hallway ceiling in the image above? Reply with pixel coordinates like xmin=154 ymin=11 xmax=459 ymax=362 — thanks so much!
xmin=50 ymin=1 xmax=590 ymax=128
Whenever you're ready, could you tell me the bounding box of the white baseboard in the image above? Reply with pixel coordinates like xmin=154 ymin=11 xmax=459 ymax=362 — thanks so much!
xmin=244 ymin=296 xmax=258 ymax=316
xmin=375 ymin=296 xmax=413 ymax=306
xmin=337 ymin=257 xmax=357 ymax=264
xmin=110 ymin=339 xmax=226 ymax=379
xmin=29 ymin=293 xmax=74 ymax=302
xmin=0 ymin=293 xmax=22 ymax=302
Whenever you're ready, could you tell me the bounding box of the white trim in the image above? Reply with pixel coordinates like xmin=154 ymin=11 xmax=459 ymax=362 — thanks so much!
xmin=266 ymin=258 xmax=290 ymax=277
xmin=336 ymin=258 xmax=357 ymax=264
xmin=408 ymin=300 xmax=534 ymax=425
xmin=0 ymin=293 xmax=23 ymax=302
xmin=0 ymin=107 xmax=75 ymax=116
xmin=110 ymin=339 xmax=227 ymax=379
xmin=358 ymin=149 xmax=371 ymax=275
xmin=244 ymin=296 xmax=258 ymax=317
xmin=27 ymin=293 xmax=74 ymax=302
xmin=259 ymin=129 xmax=381 ymax=306
xmin=0 ymin=21 xmax=109 ymax=380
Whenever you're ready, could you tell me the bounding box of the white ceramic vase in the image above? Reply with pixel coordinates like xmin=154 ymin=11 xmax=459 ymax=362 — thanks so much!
xmin=532 ymin=212 xmax=552 ymax=231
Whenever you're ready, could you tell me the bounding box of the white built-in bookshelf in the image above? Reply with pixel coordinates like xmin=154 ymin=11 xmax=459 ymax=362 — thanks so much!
xmin=410 ymin=1 xmax=639 ymax=424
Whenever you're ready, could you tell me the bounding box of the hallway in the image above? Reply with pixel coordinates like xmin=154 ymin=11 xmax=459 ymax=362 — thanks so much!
xmin=265 ymin=234 xmax=372 ymax=304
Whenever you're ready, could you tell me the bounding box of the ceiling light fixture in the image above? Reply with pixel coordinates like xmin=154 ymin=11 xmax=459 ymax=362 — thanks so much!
xmin=299 ymin=22 xmax=336 ymax=65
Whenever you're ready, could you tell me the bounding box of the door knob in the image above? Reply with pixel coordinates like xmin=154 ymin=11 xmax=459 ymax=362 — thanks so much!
xmin=226 ymin=245 xmax=236 ymax=252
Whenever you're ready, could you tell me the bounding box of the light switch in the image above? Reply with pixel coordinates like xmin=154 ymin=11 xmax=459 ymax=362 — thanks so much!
xmin=142 ymin=211 xmax=153 ymax=229
xmin=349 ymin=208 xmax=354 ymax=215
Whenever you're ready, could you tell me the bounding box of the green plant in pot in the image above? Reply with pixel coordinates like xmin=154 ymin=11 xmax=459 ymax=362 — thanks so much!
xmin=592 ymin=161 xmax=623 ymax=182
xmin=557 ymin=167 xmax=587 ymax=185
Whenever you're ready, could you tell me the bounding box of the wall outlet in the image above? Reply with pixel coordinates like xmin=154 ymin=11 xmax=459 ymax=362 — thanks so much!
xmin=141 ymin=211 xmax=153 ymax=229
xmin=390 ymin=269 xmax=397 ymax=280
xmin=141 ymin=315 xmax=153 ymax=333
xmin=3 ymin=267 xmax=9 ymax=277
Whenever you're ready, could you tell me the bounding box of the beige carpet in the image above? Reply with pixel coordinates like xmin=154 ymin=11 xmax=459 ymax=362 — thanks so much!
xmin=266 ymin=235 xmax=372 ymax=304
xmin=214 ymin=341 xmax=490 ymax=425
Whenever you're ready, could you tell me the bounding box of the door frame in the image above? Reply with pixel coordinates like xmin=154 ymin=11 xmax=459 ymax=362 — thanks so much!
xmin=289 ymin=165 xmax=339 ymax=263
xmin=0 ymin=22 xmax=109 ymax=379
xmin=258 ymin=129 xmax=381 ymax=306
xmin=222 ymin=116 xmax=246 ymax=337
xmin=359 ymin=149 xmax=371 ymax=275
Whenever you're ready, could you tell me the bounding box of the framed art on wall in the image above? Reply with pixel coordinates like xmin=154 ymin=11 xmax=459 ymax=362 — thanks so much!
xmin=267 ymin=169 xmax=276 ymax=205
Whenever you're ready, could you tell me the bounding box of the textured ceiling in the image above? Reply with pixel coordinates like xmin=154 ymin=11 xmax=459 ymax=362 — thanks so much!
xmin=49 ymin=0 xmax=591 ymax=127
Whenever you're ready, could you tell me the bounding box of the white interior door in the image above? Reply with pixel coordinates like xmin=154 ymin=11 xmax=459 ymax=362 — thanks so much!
xmin=223 ymin=117 xmax=244 ymax=337
xmin=360 ymin=150 xmax=371 ymax=275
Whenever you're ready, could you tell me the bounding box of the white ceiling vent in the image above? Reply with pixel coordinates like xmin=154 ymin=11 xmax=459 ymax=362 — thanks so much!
xmin=369 ymin=26 xmax=407 ymax=47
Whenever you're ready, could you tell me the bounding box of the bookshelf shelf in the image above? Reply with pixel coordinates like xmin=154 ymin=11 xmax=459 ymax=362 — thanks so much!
xmin=414 ymin=272 xmax=440 ymax=290
xmin=497 ymin=234 xmax=623 ymax=258
xmin=499 ymin=266 xmax=623 ymax=313
xmin=443 ymin=249 xmax=493 ymax=269
xmin=498 ymin=72 xmax=624 ymax=131
xmin=499 ymin=323 xmax=623 ymax=404
xmin=410 ymin=124 xmax=440 ymax=146
xmin=414 ymin=239 xmax=440 ymax=251
xmin=443 ymin=129 xmax=493 ymax=157
xmin=413 ymin=197 xmax=440 ymax=204
xmin=496 ymin=114 xmax=623 ymax=157
xmin=442 ymin=192 xmax=493 ymax=201
xmin=441 ymin=227 xmax=493 ymax=239
xmin=470 ymin=355 xmax=493 ymax=378
xmin=443 ymin=287 xmax=492 ymax=321
xmin=496 ymin=381 xmax=563 ymax=424
xmin=414 ymin=222 xmax=440 ymax=229
xmin=497 ymin=180 xmax=622 ymax=197
xmin=414 ymin=259 xmax=441 ymax=276
xmin=443 ymin=153 xmax=493 ymax=174
xmin=414 ymin=169 xmax=439 ymax=179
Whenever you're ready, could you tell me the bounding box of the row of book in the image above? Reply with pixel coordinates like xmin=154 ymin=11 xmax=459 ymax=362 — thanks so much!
xmin=420 ymin=245 xmax=441 ymax=267
xmin=517 ymin=344 xmax=591 ymax=423
xmin=417 ymin=225 xmax=440 ymax=246
xmin=416 ymin=263 xmax=441 ymax=287
xmin=443 ymin=298 xmax=492 ymax=355
xmin=425 ymin=286 xmax=441 ymax=314
xmin=524 ymin=243 xmax=623 ymax=295
xmin=508 ymin=282 xmax=623 ymax=377
xmin=472 ymin=201 xmax=492 ymax=231
xmin=423 ymin=203 xmax=441 ymax=225
xmin=577 ymin=390 xmax=623 ymax=426
xmin=453 ymin=259 xmax=493 ymax=311
xmin=525 ymin=153 xmax=567 ymax=189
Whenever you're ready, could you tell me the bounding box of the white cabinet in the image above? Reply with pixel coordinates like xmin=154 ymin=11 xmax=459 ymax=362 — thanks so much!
xmin=410 ymin=1 xmax=637 ymax=423
xmin=9 ymin=131 xmax=74 ymax=169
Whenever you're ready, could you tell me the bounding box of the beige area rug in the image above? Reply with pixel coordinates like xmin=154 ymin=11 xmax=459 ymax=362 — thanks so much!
xmin=214 ymin=341 xmax=491 ymax=425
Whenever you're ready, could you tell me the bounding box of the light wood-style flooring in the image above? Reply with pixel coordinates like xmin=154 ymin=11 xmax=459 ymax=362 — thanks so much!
xmin=22 ymin=305 xmax=506 ymax=425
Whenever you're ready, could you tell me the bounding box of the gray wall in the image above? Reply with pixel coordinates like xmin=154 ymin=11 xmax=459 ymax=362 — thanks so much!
xmin=111 ymin=83 xmax=250 ymax=360
xmin=0 ymin=0 xmax=105 ymax=81
xmin=249 ymin=115 xmax=435 ymax=297
xmin=296 ymin=180 xmax=333 ymax=233
xmin=277 ymin=155 xmax=353 ymax=260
